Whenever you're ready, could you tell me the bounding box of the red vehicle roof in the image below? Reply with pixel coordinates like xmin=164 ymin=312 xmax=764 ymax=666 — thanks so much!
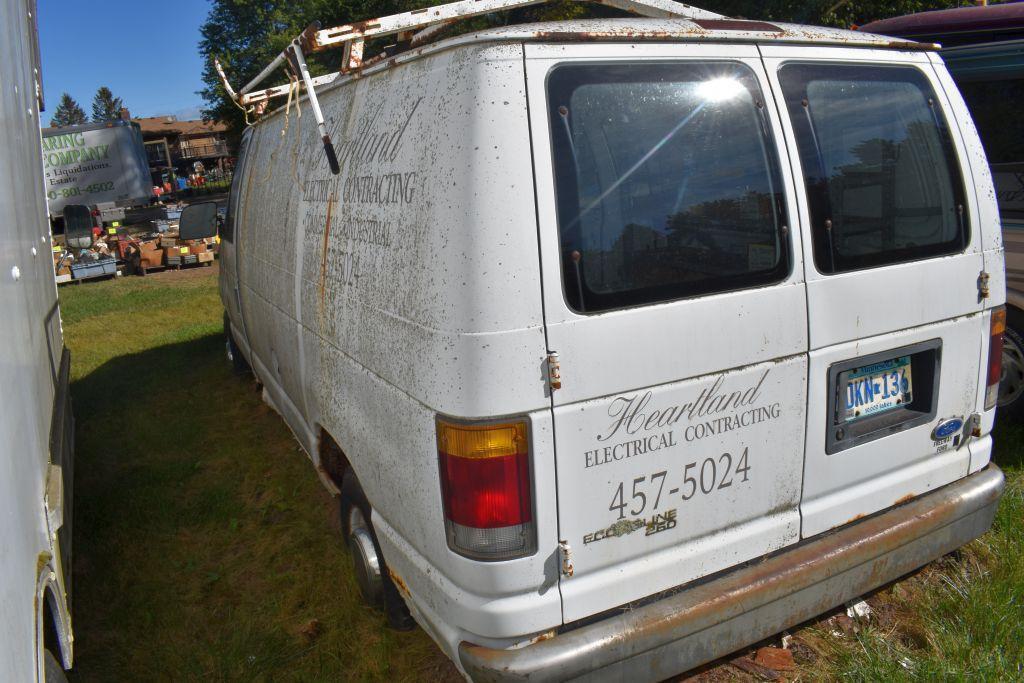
xmin=861 ymin=2 xmax=1024 ymax=40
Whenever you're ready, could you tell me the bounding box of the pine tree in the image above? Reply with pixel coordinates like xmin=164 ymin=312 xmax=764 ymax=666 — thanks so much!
xmin=91 ymin=86 xmax=125 ymax=121
xmin=50 ymin=93 xmax=87 ymax=127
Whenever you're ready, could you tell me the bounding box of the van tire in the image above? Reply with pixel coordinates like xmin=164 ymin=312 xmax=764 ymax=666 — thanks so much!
xmin=340 ymin=469 xmax=416 ymax=631
xmin=999 ymin=309 xmax=1024 ymax=421
xmin=224 ymin=313 xmax=251 ymax=375
xmin=44 ymin=649 xmax=68 ymax=683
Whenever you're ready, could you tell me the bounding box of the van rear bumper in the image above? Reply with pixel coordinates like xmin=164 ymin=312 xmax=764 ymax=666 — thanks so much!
xmin=459 ymin=465 xmax=1004 ymax=682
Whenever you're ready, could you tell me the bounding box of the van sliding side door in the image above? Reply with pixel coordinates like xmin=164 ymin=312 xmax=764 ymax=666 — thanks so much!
xmin=524 ymin=43 xmax=810 ymax=624
xmin=759 ymin=46 xmax=988 ymax=538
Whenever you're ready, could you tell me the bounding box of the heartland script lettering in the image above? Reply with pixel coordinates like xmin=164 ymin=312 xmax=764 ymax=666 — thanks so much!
xmin=584 ymin=370 xmax=782 ymax=469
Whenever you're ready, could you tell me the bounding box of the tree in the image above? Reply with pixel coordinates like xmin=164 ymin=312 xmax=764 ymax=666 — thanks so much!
xmin=91 ymin=86 xmax=125 ymax=121
xmin=50 ymin=93 xmax=87 ymax=128
xmin=198 ymin=0 xmax=963 ymax=140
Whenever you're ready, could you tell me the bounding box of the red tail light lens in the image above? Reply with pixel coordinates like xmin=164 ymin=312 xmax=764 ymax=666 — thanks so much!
xmin=985 ymin=306 xmax=1006 ymax=410
xmin=437 ymin=418 xmax=535 ymax=561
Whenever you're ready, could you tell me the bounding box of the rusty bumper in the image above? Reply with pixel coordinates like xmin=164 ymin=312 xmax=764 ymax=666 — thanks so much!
xmin=459 ymin=465 xmax=1005 ymax=682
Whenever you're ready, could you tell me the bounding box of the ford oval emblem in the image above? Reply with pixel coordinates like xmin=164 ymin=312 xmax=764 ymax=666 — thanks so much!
xmin=932 ymin=417 xmax=964 ymax=441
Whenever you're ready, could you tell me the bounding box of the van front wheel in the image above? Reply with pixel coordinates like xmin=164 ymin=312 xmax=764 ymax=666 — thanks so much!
xmin=340 ymin=470 xmax=415 ymax=631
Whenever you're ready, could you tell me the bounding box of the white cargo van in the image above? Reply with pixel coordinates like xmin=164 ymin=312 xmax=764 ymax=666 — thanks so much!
xmin=209 ymin=1 xmax=1007 ymax=678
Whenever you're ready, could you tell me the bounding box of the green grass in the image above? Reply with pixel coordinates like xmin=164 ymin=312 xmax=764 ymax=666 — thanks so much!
xmin=61 ymin=268 xmax=1023 ymax=681
xmin=800 ymin=416 xmax=1024 ymax=682
xmin=62 ymin=267 xmax=456 ymax=681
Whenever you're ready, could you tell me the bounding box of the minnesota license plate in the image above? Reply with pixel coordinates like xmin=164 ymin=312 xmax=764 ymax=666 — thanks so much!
xmin=843 ymin=356 xmax=912 ymax=421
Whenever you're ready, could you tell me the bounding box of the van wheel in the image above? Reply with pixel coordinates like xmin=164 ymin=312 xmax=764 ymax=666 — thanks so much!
xmin=44 ymin=649 xmax=68 ymax=683
xmin=223 ymin=313 xmax=251 ymax=375
xmin=340 ymin=470 xmax=416 ymax=631
xmin=999 ymin=310 xmax=1024 ymax=420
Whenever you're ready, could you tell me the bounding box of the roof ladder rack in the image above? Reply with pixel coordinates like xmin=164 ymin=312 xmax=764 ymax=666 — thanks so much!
xmin=214 ymin=0 xmax=723 ymax=173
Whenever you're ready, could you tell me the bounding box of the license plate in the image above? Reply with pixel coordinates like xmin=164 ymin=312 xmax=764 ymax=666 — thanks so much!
xmin=843 ymin=356 xmax=912 ymax=421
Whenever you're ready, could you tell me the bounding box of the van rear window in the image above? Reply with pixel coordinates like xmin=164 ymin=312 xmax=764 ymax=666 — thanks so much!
xmin=778 ymin=64 xmax=968 ymax=274
xmin=547 ymin=63 xmax=790 ymax=313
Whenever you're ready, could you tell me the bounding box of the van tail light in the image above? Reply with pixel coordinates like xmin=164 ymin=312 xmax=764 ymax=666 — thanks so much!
xmin=437 ymin=418 xmax=536 ymax=561
xmin=985 ymin=306 xmax=1006 ymax=410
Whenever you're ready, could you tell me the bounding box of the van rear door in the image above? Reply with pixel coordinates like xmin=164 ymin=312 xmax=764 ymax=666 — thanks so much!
xmin=525 ymin=43 xmax=808 ymax=623
xmin=760 ymin=47 xmax=988 ymax=537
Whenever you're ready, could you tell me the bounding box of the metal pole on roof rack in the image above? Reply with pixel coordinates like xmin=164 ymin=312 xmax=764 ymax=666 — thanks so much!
xmin=289 ymin=39 xmax=340 ymax=175
xmin=230 ymin=0 xmax=726 ymax=107
xmin=213 ymin=57 xmax=238 ymax=102
xmin=239 ymin=52 xmax=289 ymax=97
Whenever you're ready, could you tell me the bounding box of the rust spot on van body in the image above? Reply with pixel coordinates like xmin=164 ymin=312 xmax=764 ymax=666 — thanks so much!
xmin=319 ymin=191 xmax=335 ymax=309
xmin=886 ymin=39 xmax=940 ymax=51
xmin=894 ymin=493 xmax=917 ymax=506
xmin=388 ymin=568 xmax=411 ymax=598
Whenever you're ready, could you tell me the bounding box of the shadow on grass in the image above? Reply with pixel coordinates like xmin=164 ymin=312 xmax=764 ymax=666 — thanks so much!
xmin=991 ymin=413 xmax=1024 ymax=472
xmin=68 ymin=333 xmax=453 ymax=681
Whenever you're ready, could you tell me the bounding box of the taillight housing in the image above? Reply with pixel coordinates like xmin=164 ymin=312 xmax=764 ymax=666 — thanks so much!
xmin=437 ymin=417 xmax=536 ymax=561
xmin=985 ymin=306 xmax=1006 ymax=410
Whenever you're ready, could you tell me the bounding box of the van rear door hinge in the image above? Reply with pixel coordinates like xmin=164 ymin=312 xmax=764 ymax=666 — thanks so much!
xmin=978 ymin=270 xmax=990 ymax=300
xmin=547 ymin=351 xmax=562 ymax=392
xmin=558 ymin=540 xmax=574 ymax=577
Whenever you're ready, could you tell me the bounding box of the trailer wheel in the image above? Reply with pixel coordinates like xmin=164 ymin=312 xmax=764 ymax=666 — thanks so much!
xmin=44 ymin=649 xmax=68 ymax=683
xmin=340 ymin=469 xmax=415 ymax=631
xmin=999 ymin=309 xmax=1024 ymax=421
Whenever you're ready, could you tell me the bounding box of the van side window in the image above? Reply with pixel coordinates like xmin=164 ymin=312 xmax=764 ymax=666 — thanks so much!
xmin=548 ymin=62 xmax=790 ymax=313
xmin=223 ymin=134 xmax=251 ymax=243
xmin=778 ymin=63 xmax=968 ymax=274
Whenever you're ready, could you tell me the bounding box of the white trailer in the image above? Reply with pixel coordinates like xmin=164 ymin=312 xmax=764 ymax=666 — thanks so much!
xmin=41 ymin=119 xmax=152 ymax=220
xmin=1 ymin=1 xmax=75 ymax=681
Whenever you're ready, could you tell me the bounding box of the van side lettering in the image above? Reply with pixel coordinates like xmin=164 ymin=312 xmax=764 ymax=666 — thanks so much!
xmin=334 ymin=97 xmax=423 ymax=169
xmin=342 ymin=171 xmax=417 ymax=205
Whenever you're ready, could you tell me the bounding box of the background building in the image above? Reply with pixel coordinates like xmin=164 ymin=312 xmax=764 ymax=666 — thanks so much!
xmin=135 ymin=115 xmax=233 ymax=191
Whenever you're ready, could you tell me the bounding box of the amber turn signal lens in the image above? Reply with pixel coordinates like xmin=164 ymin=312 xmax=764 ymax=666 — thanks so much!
xmin=436 ymin=420 xmax=527 ymax=460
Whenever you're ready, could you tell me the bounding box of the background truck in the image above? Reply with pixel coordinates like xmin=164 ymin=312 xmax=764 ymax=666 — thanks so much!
xmin=1 ymin=0 xmax=75 ymax=680
xmin=860 ymin=2 xmax=1024 ymax=419
xmin=41 ymin=118 xmax=152 ymax=223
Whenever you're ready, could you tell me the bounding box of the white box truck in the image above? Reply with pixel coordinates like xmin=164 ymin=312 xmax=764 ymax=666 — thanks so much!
xmin=1 ymin=0 xmax=75 ymax=681
xmin=41 ymin=118 xmax=152 ymax=222
xmin=209 ymin=0 xmax=1008 ymax=679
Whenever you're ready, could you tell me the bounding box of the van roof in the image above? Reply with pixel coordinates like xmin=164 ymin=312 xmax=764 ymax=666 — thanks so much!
xmin=430 ymin=17 xmax=935 ymax=52
xmin=224 ymin=2 xmax=937 ymax=111
xmin=219 ymin=0 xmax=938 ymax=161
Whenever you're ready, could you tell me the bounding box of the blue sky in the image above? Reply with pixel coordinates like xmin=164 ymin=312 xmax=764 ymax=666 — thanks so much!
xmin=39 ymin=0 xmax=211 ymax=123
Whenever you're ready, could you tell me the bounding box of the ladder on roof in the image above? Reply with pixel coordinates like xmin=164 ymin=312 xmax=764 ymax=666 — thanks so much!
xmin=214 ymin=0 xmax=722 ymax=174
